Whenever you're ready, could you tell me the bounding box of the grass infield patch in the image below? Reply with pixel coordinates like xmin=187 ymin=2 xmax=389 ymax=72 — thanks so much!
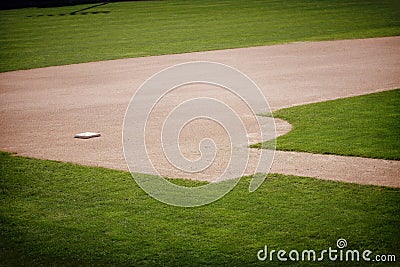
xmin=1 ymin=0 xmax=400 ymax=72
xmin=1 ymin=151 xmax=399 ymax=265
xmin=253 ymin=89 xmax=400 ymax=160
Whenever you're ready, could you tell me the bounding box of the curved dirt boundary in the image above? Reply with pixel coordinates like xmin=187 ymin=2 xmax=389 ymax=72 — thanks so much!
xmin=255 ymin=117 xmax=400 ymax=188
xmin=271 ymin=151 xmax=400 ymax=187
xmin=1 ymin=37 xmax=399 ymax=187
xmin=258 ymin=114 xmax=400 ymax=188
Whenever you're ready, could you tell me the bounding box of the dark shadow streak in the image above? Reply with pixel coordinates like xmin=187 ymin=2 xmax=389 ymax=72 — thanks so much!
xmin=70 ymin=2 xmax=108 ymax=15
xmin=26 ymin=10 xmax=110 ymax=17
xmin=69 ymin=10 xmax=110 ymax=15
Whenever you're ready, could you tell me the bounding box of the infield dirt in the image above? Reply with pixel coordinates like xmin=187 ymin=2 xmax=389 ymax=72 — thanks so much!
xmin=1 ymin=37 xmax=399 ymax=187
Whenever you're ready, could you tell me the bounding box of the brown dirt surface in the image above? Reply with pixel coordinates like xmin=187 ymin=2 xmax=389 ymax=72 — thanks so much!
xmin=1 ymin=37 xmax=399 ymax=187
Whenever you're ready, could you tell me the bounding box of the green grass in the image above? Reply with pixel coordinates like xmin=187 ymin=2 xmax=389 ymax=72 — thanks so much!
xmin=1 ymin=0 xmax=400 ymax=72
xmin=1 ymin=151 xmax=399 ymax=266
xmin=252 ymin=89 xmax=400 ymax=160
xmin=1 ymin=2 xmax=399 ymax=265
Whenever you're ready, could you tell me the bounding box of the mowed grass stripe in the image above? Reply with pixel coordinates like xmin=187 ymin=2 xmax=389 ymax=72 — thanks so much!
xmin=253 ymin=89 xmax=400 ymax=160
xmin=1 ymin=152 xmax=399 ymax=265
xmin=1 ymin=0 xmax=400 ymax=72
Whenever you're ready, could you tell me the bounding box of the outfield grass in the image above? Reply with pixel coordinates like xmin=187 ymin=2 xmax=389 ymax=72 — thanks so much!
xmin=252 ymin=89 xmax=400 ymax=160
xmin=1 ymin=0 xmax=399 ymax=72
xmin=1 ymin=1 xmax=399 ymax=265
xmin=1 ymin=151 xmax=399 ymax=266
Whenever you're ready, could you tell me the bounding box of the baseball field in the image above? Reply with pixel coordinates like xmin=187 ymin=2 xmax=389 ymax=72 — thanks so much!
xmin=1 ymin=0 xmax=399 ymax=265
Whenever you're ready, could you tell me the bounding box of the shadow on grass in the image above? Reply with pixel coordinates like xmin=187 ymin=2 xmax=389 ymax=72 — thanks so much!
xmin=70 ymin=2 xmax=108 ymax=14
xmin=26 ymin=2 xmax=110 ymax=17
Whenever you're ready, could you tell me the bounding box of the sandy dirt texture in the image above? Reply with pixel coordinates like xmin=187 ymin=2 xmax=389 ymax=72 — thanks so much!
xmin=0 ymin=37 xmax=399 ymax=187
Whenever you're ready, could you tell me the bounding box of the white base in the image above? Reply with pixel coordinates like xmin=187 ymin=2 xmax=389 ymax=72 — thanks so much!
xmin=74 ymin=132 xmax=101 ymax=139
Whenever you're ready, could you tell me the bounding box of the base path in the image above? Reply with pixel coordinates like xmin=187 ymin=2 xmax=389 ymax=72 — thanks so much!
xmin=272 ymin=151 xmax=399 ymax=187
xmin=1 ymin=37 xmax=399 ymax=187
